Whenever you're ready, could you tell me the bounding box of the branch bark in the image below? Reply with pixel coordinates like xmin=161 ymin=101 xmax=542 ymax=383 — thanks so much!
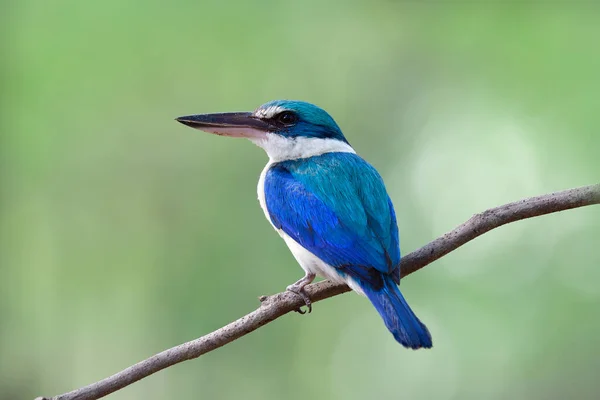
xmin=37 ymin=183 xmax=600 ymax=400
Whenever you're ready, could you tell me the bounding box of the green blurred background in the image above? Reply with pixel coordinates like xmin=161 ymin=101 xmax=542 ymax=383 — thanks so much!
xmin=1 ymin=1 xmax=600 ymax=399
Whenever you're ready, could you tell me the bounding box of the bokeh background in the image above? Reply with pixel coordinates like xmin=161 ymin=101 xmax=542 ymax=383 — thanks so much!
xmin=2 ymin=1 xmax=600 ymax=399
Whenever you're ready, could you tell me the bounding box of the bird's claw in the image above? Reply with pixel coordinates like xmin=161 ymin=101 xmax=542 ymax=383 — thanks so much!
xmin=286 ymin=285 xmax=312 ymax=314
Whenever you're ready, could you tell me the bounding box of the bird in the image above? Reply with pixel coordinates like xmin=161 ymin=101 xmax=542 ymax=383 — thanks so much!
xmin=176 ymin=100 xmax=432 ymax=349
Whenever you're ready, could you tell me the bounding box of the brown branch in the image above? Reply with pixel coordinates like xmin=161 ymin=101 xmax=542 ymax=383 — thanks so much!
xmin=36 ymin=183 xmax=600 ymax=400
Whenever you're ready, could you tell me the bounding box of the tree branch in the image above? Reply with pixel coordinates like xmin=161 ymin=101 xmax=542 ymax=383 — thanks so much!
xmin=37 ymin=183 xmax=600 ymax=400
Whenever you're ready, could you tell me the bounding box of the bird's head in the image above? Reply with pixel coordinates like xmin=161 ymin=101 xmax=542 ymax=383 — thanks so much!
xmin=177 ymin=100 xmax=352 ymax=161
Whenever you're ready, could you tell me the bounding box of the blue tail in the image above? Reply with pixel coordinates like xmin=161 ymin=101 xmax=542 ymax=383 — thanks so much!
xmin=362 ymin=275 xmax=432 ymax=349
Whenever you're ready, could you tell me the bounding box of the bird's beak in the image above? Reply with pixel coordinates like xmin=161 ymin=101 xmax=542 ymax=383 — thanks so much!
xmin=175 ymin=112 xmax=270 ymax=138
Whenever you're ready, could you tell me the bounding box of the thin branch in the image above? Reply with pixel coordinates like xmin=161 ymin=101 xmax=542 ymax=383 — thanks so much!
xmin=37 ymin=183 xmax=600 ymax=400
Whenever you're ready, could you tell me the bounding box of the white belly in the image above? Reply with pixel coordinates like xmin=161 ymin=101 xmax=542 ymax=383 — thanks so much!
xmin=257 ymin=162 xmax=364 ymax=295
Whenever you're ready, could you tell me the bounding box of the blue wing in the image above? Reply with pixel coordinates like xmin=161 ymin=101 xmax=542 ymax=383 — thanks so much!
xmin=264 ymin=152 xmax=401 ymax=288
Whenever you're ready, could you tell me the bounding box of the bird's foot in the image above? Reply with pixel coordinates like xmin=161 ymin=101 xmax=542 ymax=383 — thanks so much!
xmin=286 ymin=273 xmax=315 ymax=314
xmin=286 ymin=284 xmax=312 ymax=314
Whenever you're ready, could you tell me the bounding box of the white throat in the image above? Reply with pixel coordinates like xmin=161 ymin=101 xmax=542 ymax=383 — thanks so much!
xmin=249 ymin=133 xmax=355 ymax=162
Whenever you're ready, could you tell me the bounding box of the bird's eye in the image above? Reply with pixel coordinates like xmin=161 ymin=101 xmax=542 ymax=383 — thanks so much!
xmin=276 ymin=111 xmax=298 ymax=125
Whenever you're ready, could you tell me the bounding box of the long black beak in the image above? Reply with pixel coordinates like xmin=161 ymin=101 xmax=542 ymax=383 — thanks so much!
xmin=175 ymin=112 xmax=271 ymax=138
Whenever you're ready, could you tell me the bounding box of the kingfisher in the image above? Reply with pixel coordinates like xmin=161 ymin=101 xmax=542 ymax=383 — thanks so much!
xmin=176 ymin=100 xmax=432 ymax=349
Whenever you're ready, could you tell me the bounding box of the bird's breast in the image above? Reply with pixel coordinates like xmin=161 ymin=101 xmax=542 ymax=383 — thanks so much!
xmin=257 ymin=160 xmax=276 ymax=230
